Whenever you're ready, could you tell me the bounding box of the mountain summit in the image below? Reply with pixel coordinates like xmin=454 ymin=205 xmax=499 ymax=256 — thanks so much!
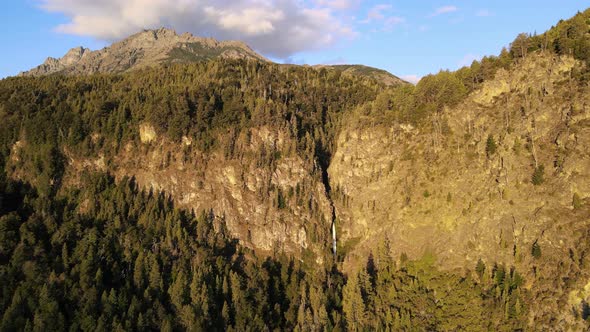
xmin=20 ymin=28 xmax=267 ymax=76
xmin=20 ymin=27 xmax=407 ymax=86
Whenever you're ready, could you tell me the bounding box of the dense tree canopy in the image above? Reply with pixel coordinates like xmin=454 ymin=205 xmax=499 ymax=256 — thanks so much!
xmin=0 ymin=172 xmax=528 ymax=331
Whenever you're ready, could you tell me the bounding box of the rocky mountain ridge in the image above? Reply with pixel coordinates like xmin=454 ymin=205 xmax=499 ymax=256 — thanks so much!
xmin=20 ymin=28 xmax=267 ymax=76
xmin=20 ymin=27 xmax=407 ymax=86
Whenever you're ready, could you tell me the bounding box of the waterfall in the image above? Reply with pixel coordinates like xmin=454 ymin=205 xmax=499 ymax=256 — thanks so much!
xmin=332 ymin=221 xmax=337 ymax=257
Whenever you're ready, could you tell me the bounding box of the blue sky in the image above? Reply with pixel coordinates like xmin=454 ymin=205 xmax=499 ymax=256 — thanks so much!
xmin=1 ymin=1 xmax=588 ymax=81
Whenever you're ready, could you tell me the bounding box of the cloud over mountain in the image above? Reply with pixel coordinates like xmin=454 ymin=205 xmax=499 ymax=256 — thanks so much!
xmin=39 ymin=0 xmax=355 ymax=58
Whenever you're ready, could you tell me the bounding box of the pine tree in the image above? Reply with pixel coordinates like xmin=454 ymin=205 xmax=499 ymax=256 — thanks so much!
xmin=148 ymin=255 xmax=162 ymax=292
xmin=476 ymin=259 xmax=486 ymax=279
xmin=343 ymin=273 xmax=367 ymax=331
xmin=532 ymin=165 xmax=545 ymax=185
xmin=486 ymin=135 xmax=497 ymax=157
xmin=532 ymin=242 xmax=542 ymax=259
xmin=133 ymin=252 xmax=145 ymax=289
xmin=169 ymin=269 xmax=188 ymax=308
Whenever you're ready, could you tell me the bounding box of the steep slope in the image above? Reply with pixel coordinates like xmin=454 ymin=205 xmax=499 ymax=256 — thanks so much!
xmin=4 ymin=60 xmax=381 ymax=265
xmin=20 ymin=28 xmax=266 ymax=76
xmin=325 ymin=9 xmax=590 ymax=328
xmin=330 ymin=52 xmax=590 ymax=328
xmin=103 ymin=125 xmax=334 ymax=261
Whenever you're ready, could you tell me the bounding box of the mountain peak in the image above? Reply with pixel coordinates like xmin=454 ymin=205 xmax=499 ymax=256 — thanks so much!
xmin=20 ymin=28 xmax=267 ymax=76
xmin=19 ymin=27 xmax=403 ymax=87
xmin=61 ymin=46 xmax=89 ymax=65
xmin=152 ymin=26 xmax=177 ymax=37
xmin=132 ymin=27 xmax=179 ymax=43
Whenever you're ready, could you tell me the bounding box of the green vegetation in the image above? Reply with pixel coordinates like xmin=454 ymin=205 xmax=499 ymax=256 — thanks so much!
xmin=0 ymin=173 xmax=345 ymax=331
xmin=341 ymin=252 xmax=527 ymax=331
xmin=486 ymin=135 xmax=498 ymax=157
xmin=476 ymin=258 xmax=486 ymax=279
xmin=526 ymin=9 xmax=590 ymax=76
xmin=0 ymin=58 xmax=379 ymax=331
xmin=0 ymin=58 xmax=382 ymax=209
xmin=0 ymin=171 xmax=529 ymax=330
xmin=532 ymin=241 xmax=542 ymax=259
xmin=359 ymin=8 xmax=590 ymax=128
xmin=532 ymin=165 xmax=545 ymax=186
xmin=317 ymin=8 xmax=590 ymax=156
xmin=326 ymin=64 xmax=406 ymax=86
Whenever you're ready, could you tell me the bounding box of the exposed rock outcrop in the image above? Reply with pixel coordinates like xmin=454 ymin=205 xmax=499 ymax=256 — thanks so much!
xmin=20 ymin=28 xmax=267 ymax=76
xmin=57 ymin=126 xmax=334 ymax=264
xmin=329 ymin=53 xmax=590 ymax=329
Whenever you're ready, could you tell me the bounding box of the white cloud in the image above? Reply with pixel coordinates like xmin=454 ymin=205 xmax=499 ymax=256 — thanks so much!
xmin=203 ymin=6 xmax=284 ymax=36
xmin=476 ymin=9 xmax=493 ymax=17
xmin=427 ymin=5 xmax=458 ymax=18
xmin=38 ymin=0 xmax=356 ymax=58
xmin=400 ymin=74 xmax=421 ymax=84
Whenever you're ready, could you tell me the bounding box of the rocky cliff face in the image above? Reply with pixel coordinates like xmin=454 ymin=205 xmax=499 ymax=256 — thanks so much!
xmin=20 ymin=28 xmax=266 ymax=76
xmin=57 ymin=124 xmax=335 ymax=264
xmin=331 ymin=54 xmax=585 ymax=265
xmin=9 ymin=57 xmax=383 ymax=265
xmin=329 ymin=53 xmax=590 ymax=328
xmin=124 ymin=125 xmax=333 ymax=261
xmin=24 ymin=47 xmax=90 ymax=76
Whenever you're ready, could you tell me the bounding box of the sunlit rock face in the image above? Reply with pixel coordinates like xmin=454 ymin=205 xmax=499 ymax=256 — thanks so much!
xmin=20 ymin=28 xmax=266 ymax=77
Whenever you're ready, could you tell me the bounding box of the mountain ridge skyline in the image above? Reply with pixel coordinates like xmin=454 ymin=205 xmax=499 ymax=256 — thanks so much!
xmin=20 ymin=26 xmax=408 ymax=86
xmin=3 ymin=1 xmax=589 ymax=81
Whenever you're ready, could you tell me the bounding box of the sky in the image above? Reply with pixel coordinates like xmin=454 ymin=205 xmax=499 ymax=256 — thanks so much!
xmin=1 ymin=1 xmax=589 ymax=82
